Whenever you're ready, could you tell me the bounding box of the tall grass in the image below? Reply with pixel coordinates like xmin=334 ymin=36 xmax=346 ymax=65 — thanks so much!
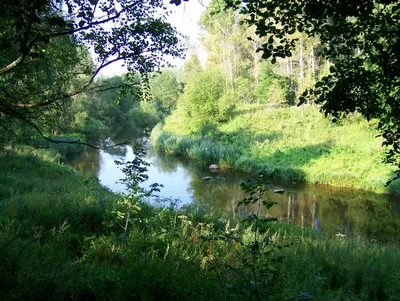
xmin=152 ymin=105 xmax=400 ymax=193
xmin=0 ymin=150 xmax=221 ymax=300
xmin=0 ymin=149 xmax=399 ymax=300
xmin=270 ymin=227 xmax=400 ymax=300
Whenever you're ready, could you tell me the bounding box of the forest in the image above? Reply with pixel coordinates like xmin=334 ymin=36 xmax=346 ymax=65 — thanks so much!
xmin=0 ymin=0 xmax=400 ymax=300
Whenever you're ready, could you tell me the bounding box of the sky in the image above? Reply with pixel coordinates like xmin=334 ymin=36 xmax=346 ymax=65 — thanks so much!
xmin=165 ymin=0 xmax=210 ymax=67
xmin=98 ymin=0 xmax=210 ymax=77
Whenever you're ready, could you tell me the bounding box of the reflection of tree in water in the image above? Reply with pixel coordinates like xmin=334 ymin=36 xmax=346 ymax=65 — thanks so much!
xmin=147 ymin=150 xmax=185 ymax=173
xmin=342 ymin=198 xmax=400 ymax=243
xmin=306 ymin=196 xmax=400 ymax=242
xmin=189 ymin=174 xmax=400 ymax=242
xmin=188 ymin=171 xmax=245 ymax=218
xmin=103 ymin=145 xmax=127 ymax=156
xmin=261 ymin=191 xmax=316 ymax=230
xmin=68 ymin=147 xmax=100 ymax=179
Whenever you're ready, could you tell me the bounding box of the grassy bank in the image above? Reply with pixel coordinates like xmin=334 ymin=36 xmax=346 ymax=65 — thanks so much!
xmin=0 ymin=149 xmax=218 ymax=300
xmin=152 ymin=104 xmax=400 ymax=194
xmin=1 ymin=148 xmax=400 ymax=300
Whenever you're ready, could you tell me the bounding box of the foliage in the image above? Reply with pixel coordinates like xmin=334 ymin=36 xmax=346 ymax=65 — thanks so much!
xmin=220 ymin=0 xmax=400 ymax=179
xmin=205 ymin=177 xmax=279 ymax=300
xmin=149 ymin=69 xmax=183 ymax=118
xmin=0 ymin=150 xmax=220 ymax=300
xmin=183 ymin=54 xmax=203 ymax=77
xmin=254 ymin=62 xmax=293 ymax=106
xmin=63 ymin=74 xmax=149 ymax=138
xmin=200 ymin=0 xmax=254 ymax=94
xmin=125 ymin=101 xmax=161 ymax=134
xmin=104 ymin=147 xmax=162 ymax=233
xmin=180 ymin=68 xmax=234 ymax=128
xmin=0 ymin=0 xmax=183 ymax=145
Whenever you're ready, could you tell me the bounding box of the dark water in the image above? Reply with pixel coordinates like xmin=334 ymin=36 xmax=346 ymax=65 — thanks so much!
xmin=67 ymin=138 xmax=400 ymax=243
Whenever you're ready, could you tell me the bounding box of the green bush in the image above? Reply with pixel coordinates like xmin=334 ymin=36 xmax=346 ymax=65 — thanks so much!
xmin=254 ymin=62 xmax=293 ymax=106
xmin=180 ymin=69 xmax=231 ymax=128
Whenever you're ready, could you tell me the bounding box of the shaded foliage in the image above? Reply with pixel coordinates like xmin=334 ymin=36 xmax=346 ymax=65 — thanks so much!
xmin=149 ymin=69 xmax=183 ymax=118
xmin=0 ymin=0 xmax=183 ymax=146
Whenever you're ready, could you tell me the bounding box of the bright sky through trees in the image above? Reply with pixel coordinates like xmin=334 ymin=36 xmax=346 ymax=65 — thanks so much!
xmin=99 ymin=0 xmax=210 ymax=77
xmin=166 ymin=0 xmax=210 ymax=67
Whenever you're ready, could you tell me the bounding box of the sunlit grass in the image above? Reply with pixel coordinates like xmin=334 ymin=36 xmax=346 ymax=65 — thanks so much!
xmin=152 ymin=104 xmax=400 ymax=193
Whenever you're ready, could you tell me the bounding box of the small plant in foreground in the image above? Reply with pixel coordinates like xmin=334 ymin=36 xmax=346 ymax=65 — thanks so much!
xmin=103 ymin=146 xmax=162 ymax=233
xmin=202 ymin=176 xmax=301 ymax=300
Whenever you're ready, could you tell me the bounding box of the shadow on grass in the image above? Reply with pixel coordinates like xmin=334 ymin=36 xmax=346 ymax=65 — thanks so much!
xmin=156 ymin=121 xmax=335 ymax=182
xmin=232 ymin=105 xmax=267 ymax=117
xmin=236 ymin=141 xmax=334 ymax=181
xmin=196 ymin=124 xmax=254 ymax=147
xmin=268 ymin=142 xmax=333 ymax=167
xmin=254 ymin=132 xmax=281 ymax=143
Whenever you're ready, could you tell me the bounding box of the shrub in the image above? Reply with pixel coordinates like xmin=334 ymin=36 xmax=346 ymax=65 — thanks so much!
xmin=180 ymin=69 xmax=228 ymax=128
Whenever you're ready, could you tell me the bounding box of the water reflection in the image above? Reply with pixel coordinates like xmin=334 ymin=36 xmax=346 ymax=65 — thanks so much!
xmin=67 ymin=141 xmax=400 ymax=242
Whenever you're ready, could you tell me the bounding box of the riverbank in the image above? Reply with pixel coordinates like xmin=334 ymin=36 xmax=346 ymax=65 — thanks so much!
xmin=151 ymin=104 xmax=400 ymax=194
xmin=1 ymin=148 xmax=400 ymax=299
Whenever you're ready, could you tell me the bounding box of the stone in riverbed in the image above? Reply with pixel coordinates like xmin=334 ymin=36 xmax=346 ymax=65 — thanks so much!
xmin=209 ymin=164 xmax=219 ymax=170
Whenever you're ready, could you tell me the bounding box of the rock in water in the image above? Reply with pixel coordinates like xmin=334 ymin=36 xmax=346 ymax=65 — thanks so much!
xmin=273 ymin=189 xmax=285 ymax=194
xmin=209 ymin=164 xmax=219 ymax=170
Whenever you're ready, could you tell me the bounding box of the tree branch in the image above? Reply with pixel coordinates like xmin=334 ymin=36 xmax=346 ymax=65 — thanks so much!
xmin=0 ymin=54 xmax=27 ymax=75
xmin=2 ymin=54 xmax=131 ymax=109
xmin=51 ymin=9 xmax=124 ymax=38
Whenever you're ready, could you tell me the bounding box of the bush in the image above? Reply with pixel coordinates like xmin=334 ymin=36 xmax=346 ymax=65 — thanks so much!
xmin=254 ymin=62 xmax=292 ymax=106
xmin=125 ymin=102 xmax=160 ymax=132
xmin=180 ymin=69 xmax=229 ymax=128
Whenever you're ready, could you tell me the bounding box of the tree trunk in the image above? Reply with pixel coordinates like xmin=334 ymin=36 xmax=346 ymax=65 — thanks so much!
xmin=299 ymin=37 xmax=305 ymax=114
xmin=299 ymin=37 xmax=305 ymax=93
xmin=311 ymin=45 xmax=316 ymax=86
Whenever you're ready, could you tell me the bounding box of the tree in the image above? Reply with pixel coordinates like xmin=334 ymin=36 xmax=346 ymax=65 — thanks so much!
xmin=206 ymin=0 xmax=400 ymax=179
xmin=254 ymin=62 xmax=292 ymax=106
xmin=0 ymin=0 xmax=183 ymax=147
xmin=149 ymin=70 xmax=183 ymax=118
xmin=62 ymin=75 xmax=142 ymax=137
xmin=200 ymin=0 xmax=254 ymax=96
xmin=179 ymin=68 xmax=229 ymax=128
xmin=183 ymin=54 xmax=203 ymax=76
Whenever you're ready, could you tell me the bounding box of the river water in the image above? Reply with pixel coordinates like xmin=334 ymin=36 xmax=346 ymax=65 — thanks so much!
xmin=67 ymin=138 xmax=400 ymax=243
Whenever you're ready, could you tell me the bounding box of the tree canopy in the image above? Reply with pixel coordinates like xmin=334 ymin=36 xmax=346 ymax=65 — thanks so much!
xmin=0 ymin=0 xmax=183 ymax=146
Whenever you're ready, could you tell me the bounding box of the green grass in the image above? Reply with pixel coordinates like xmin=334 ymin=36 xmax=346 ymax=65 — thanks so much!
xmin=0 ymin=149 xmax=221 ymax=300
xmin=271 ymin=228 xmax=400 ymax=300
xmin=152 ymin=104 xmax=400 ymax=193
xmin=1 ymin=148 xmax=399 ymax=300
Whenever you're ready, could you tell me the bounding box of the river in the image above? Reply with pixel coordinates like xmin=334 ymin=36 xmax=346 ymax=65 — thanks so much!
xmin=67 ymin=137 xmax=400 ymax=243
